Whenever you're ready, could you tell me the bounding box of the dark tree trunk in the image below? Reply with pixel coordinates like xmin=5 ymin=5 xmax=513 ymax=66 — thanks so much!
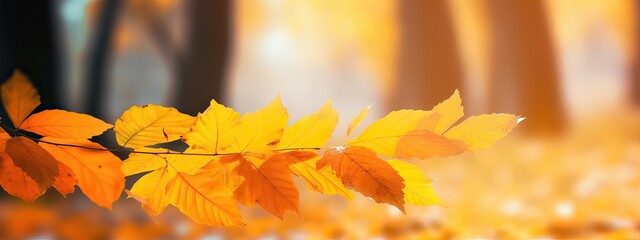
xmin=0 ymin=1 xmax=61 ymax=198
xmin=391 ymin=0 xmax=463 ymax=110
xmin=174 ymin=1 xmax=231 ymax=115
xmin=0 ymin=1 xmax=61 ymax=109
xmin=85 ymin=0 xmax=122 ymax=118
xmin=486 ymin=0 xmax=566 ymax=135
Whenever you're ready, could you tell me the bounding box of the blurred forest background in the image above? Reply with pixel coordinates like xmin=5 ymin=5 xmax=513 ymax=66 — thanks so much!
xmin=1 ymin=0 xmax=639 ymax=239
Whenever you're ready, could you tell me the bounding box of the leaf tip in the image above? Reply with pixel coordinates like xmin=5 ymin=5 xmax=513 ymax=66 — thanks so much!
xmin=366 ymin=103 xmax=375 ymax=109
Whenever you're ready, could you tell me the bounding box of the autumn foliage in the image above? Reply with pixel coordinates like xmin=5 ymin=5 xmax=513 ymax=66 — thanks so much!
xmin=0 ymin=70 xmax=521 ymax=226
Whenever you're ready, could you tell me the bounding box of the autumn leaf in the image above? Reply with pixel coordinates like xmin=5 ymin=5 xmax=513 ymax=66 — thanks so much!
xmin=166 ymin=162 xmax=245 ymax=226
xmin=0 ymin=153 xmax=44 ymax=203
xmin=387 ymin=160 xmax=442 ymax=206
xmin=0 ymin=125 xmax=9 ymax=148
xmin=347 ymin=110 xmax=429 ymax=157
xmin=5 ymin=136 xmax=59 ymax=190
xmin=165 ymin=148 xmax=217 ymax=174
xmin=115 ymin=104 xmax=194 ymax=148
xmin=268 ymin=151 xmax=318 ymax=165
xmin=395 ymin=130 xmax=467 ymax=159
xmin=224 ymin=96 xmax=288 ymax=153
xmin=429 ymin=90 xmax=464 ymax=134
xmin=53 ymin=161 xmax=77 ymax=197
xmin=0 ymin=70 xmax=526 ymax=227
xmin=130 ymin=166 xmax=176 ymax=216
xmin=289 ymin=156 xmax=354 ymax=199
xmin=317 ymin=146 xmax=406 ymax=212
xmin=347 ymin=104 xmax=371 ymax=136
xmin=183 ymin=99 xmax=241 ymax=153
xmin=19 ymin=109 xmax=113 ymax=139
xmin=444 ymin=114 xmax=522 ymax=151
xmin=278 ymin=101 xmax=338 ymax=149
xmin=39 ymin=137 xmax=124 ymax=209
xmin=121 ymin=148 xmax=167 ymax=176
xmin=1 ymin=70 xmax=40 ymax=128
xmin=229 ymin=154 xmax=301 ymax=218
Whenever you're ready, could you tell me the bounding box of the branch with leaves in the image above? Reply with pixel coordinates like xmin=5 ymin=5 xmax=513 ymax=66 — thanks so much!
xmin=0 ymin=70 xmax=522 ymax=226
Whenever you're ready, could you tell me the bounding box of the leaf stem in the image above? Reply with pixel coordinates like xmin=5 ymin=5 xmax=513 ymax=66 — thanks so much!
xmin=1 ymin=122 xmax=326 ymax=157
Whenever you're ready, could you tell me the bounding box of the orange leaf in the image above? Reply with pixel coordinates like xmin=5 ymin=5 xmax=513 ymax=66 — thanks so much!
xmin=0 ymin=153 xmax=44 ymax=202
xmin=395 ymin=130 xmax=467 ymax=159
xmin=232 ymin=154 xmax=300 ymax=219
xmin=53 ymin=161 xmax=77 ymax=197
xmin=0 ymin=125 xmax=10 ymax=150
xmin=1 ymin=70 xmax=40 ymax=128
xmin=19 ymin=109 xmax=113 ymax=139
xmin=274 ymin=151 xmax=318 ymax=165
xmin=5 ymin=136 xmax=59 ymax=190
xmin=317 ymin=146 xmax=406 ymax=212
xmin=39 ymin=137 xmax=124 ymax=209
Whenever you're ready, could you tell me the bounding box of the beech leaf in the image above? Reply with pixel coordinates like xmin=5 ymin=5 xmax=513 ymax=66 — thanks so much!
xmin=115 ymin=104 xmax=194 ymax=148
xmin=20 ymin=109 xmax=113 ymax=139
xmin=167 ymin=163 xmax=246 ymax=226
xmin=1 ymin=70 xmax=40 ymax=128
xmin=39 ymin=137 xmax=125 ymax=209
xmin=5 ymin=136 xmax=59 ymax=191
xmin=317 ymin=146 xmax=406 ymax=212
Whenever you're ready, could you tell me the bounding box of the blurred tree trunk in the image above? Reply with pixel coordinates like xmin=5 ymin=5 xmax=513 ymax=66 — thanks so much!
xmin=174 ymin=1 xmax=231 ymax=115
xmin=486 ymin=0 xmax=565 ymax=135
xmin=0 ymin=1 xmax=61 ymax=110
xmin=85 ymin=0 xmax=121 ymax=117
xmin=391 ymin=0 xmax=463 ymax=110
xmin=631 ymin=2 xmax=640 ymax=107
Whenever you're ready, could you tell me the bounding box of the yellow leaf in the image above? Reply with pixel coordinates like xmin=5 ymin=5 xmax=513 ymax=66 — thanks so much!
xmin=430 ymin=89 xmax=463 ymax=134
xmin=318 ymin=146 xmax=406 ymax=212
xmin=130 ymin=167 xmax=176 ymax=216
xmin=444 ymin=114 xmax=522 ymax=151
xmin=395 ymin=130 xmax=467 ymax=159
xmin=1 ymin=70 xmax=40 ymax=128
xmin=183 ymin=99 xmax=241 ymax=153
xmin=387 ymin=160 xmax=442 ymax=206
xmin=5 ymin=136 xmax=59 ymax=191
xmin=232 ymin=154 xmax=300 ymax=219
xmin=278 ymin=100 xmax=338 ymax=149
xmin=39 ymin=137 xmax=125 ymax=209
xmin=167 ymin=163 xmax=245 ymax=226
xmin=346 ymin=104 xmax=371 ymax=136
xmin=0 ymin=153 xmax=44 ymax=203
xmin=121 ymin=148 xmax=167 ymax=176
xmin=289 ymin=157 xmax=354 ymax=200
xmin=347 ymin=110 xmax=429 ymax=157
xmin=165 ymin=148 xmax=216 ymax=175
xmin=225 ymin=96 xmax=288 ymax=153
xmin=115 ymin=104 xmax=194 ymax=148
xmin=123 ymin=146 xmax=215 ymax=210
xmin=20 ymin=109 xmax=113 ymax=139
